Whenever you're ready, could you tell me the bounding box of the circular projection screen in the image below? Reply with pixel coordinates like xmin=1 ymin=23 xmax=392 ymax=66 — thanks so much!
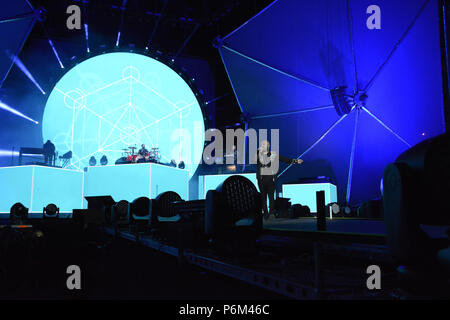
xmin=43 ymin=52 xmax=205 ymax=175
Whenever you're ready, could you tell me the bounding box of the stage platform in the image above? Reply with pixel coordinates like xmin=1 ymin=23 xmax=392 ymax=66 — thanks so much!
xmin=0 ymin=165 xmax=84 ymax=217
xmin=264 ymin=217 xmax=386 ymax=235
xmin=263 ymin=217 xmax=449 ymax=242
xmin=0 ymin=163 xmax=189 ymax=218
xmin=84 ymin=163 xmax=189 ymax=206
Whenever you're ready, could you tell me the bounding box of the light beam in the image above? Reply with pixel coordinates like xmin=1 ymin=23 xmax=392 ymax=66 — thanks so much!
xmin=0 ymin=101 xmax=39 ymax=124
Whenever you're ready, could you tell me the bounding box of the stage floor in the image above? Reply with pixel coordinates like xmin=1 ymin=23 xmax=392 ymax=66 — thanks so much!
xmin=264 ymin=217 xmax=449 ymax=239
xmin=264 ymin=217 xmax=386 ymax=235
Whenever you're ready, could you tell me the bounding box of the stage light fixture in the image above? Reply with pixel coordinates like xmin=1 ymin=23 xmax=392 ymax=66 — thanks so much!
xmin=329 ymin=202 xmax=340 ymax=215
xmin=111 ymin=200 xmax=129 ymax=225
xmin=100 ymin=155 xmax=108 ymax=166
xmin=116 ymin=200 xmax=129 ymax=219
xmin=330 ymin=86 xmax=354 ymax=116
xmin=10 ymin=203 xmax=29 ymax=224
xmin=89 ymin=156 xmax=97 ymax=166
xmin=343 ymin=206 xmax=352 ymax=216
xmin=178 ymin=161 xmax=185 ymax=169
xmin=43 ymin=203 xmax=59 ymax=218
xmin=131 ymin=197 xmax=151 ymax=218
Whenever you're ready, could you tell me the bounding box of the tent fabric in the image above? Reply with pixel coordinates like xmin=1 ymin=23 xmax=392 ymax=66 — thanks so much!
xmin=0 ymin=0 xmax=34 ymax=20
xmin=0 ymin=0 xmax=35 ymax=87
xmin=219 ymin=0 xmax=445 ymax=205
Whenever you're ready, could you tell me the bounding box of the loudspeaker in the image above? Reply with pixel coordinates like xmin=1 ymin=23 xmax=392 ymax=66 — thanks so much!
xmin=358 ymin=200 xmax=384 ymax=219
xmin=290 ymin=204 xmax=310 ymax=218
xmin=84 ymin=196 xmax=116 ymax=225
xmin=275 ymin=197 xmax=291 ymax=218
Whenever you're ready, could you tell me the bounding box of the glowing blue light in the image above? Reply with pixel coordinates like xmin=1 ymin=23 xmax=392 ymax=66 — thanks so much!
xmin=9 ymin=55 xmax=46 ymax=94
xmin=48 ymin=39 xmax=65 ymax=69
xmin=42 ymin=52 xmax=205 ymax=175
xmin=84 ymin=23 xmax=90 ymax=53
xmin=116 ymin=31 xmax=121 ymax=47
xmin=0 ymin=101 xmax=39 ymax=124
xmin=0 ymin=150 xmax=19 ymax=157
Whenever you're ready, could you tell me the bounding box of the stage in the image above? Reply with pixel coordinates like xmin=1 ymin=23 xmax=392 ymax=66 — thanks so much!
xmin=0 ymin=163 xmax=189 ymax=218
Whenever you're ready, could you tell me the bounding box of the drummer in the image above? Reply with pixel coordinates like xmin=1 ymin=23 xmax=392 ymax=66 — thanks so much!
xmin=136 ymin=144 xmax=149 ymax=162
xmin=138 ymin=144 xmax=148 ymax=156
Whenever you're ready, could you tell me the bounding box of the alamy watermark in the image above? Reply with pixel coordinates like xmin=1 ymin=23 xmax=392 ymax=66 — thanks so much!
xmin=66 ymin=5 xmax=81 ymax=30
xmin=367 ymin=5 xmax=381 ymax=30
xmin=66 ymin=264 xmax=81 ymax=290
xmin=366 ymin=265 xmax=381 ymax=290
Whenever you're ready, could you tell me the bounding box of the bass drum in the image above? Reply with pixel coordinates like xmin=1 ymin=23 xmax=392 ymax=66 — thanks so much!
xmin=115 ymin=157 xmax=129 ymax=165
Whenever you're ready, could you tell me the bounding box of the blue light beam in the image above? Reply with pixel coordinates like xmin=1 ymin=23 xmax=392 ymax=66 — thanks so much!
xmin=48 ymin=39 xmax=64 ymax=68
xmin=346 ymin=108 xmax=360 ymax=204
xmin=0 ymin=101 xmax=39 ymax=124
xmin=9 ymin=54 xmax=46 ymax=94
xmin=0 ymin=150 xmax=19 ymax=157
xmin=84 ymin=24 xmax=90 ymax=53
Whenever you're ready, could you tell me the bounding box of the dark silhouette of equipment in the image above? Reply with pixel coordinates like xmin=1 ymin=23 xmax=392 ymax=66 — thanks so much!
xmin=100 ymin=155 xmax=108 ymax=166
xmin=18 ymin=147 xmax=44 ymax=165
xmin=9 ymin=203 xmax=29 ymax=224
xmin=330 ymin=86 xmax=354 ymax=116
xmin=150 ymin=192 xmax=183 ymax=233
xmin=115 ymin=157 xmax=129 ymax=165
xmin=357 ymin=200 xmax=383 ymax=219
xmin=59 ymin=150 xmax=72 ymax=167
xmin=84 ymin=196 xmax=115 ymax=226
xmin=130 ymin=197 xmax=152 ymax=236
xmin=43 ymin=203 xmax=59 ymax=219
xmin=110 ymin=200 xmax=130 ymax=235
xmin=274 ymin=197 xmax=291 ymax=218
xmin=171 ymin=200 xmax=206 ymax=249
xmin=205 ymin=175 xmax=262 ymax=255
xmin=290 ymin=204 xmax=310 ymax=218
xmin=383 ymin=132 xmax=450 ymax=296
xmin=89 ymin=156 xmax=97 ymax=166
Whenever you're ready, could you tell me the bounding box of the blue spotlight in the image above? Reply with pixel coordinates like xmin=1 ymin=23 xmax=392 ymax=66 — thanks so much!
xmin=47 ymin=39 xmax=64 ymax=69
xmin=116 ymin=31 xmax=121 ymax=47
xmin=84 ymin=23 xmax=90 ymax=53
xmin=0 ymin=150 xmax=19 ymax=157
xmin=9 ymin=55 xmax=46 ymax=94
xmin=0 ymin=101 xmax=39 ymax=124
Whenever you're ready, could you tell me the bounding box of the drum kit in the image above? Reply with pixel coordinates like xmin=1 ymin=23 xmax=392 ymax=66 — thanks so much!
xmin=121 ymin=146 xmax=161 ymax=163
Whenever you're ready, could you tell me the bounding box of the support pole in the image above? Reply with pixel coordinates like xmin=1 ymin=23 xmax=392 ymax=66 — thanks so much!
xmin=314 ymin=190 xmax=326 ymax=299
xmin=316 ymin=191 xmax=326 ymax=232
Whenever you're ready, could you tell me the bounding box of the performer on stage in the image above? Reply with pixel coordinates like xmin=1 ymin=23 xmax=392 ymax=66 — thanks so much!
xmin=136 ymin=144 xmax=149 ymax=162
xmin=255 ymin=140 xmax=303 ymax=220
xmin=43 ymin=140 xmax=56 ymax=166
xmin=138 ymin=144 xmax=148 ymax=156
